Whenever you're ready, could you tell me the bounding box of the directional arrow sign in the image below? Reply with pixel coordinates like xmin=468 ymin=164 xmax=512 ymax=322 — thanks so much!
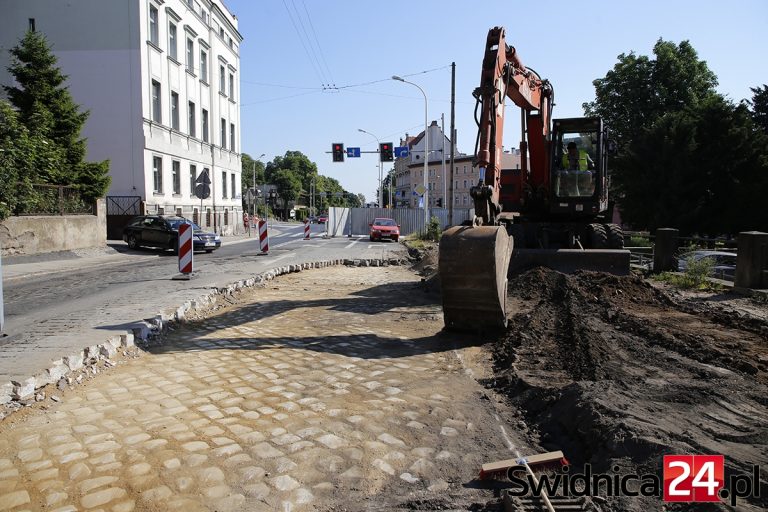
xmin=346 ymin=147 xmax=361 ymax=158
xmin=395 ymin=146 xmax=409 ymax=158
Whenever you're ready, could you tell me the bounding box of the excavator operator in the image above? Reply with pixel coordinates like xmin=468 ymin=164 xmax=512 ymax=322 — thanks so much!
xmin=563 ymin=141 xmax=594 ymax=171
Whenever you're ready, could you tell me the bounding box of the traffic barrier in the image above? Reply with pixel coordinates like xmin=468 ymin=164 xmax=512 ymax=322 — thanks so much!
xmin=304 ymin=219 xmax=310 ymax=240
xmin=178 ymin=223 xmax=193 ymax=274
xmin=259 ymin=220 xmax=269 ymax=253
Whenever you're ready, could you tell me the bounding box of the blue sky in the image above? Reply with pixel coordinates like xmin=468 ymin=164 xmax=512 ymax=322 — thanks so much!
xmin=226 ymin=0 xmax=768 ymax=201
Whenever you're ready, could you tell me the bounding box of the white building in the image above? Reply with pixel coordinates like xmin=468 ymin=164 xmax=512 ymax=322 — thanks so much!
xmin=0 ymin=0 xmax=243 ymax=234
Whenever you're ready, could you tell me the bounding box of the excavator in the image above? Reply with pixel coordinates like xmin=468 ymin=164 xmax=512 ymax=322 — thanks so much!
xmin=439 ymin=26 xmax=630 ymax=331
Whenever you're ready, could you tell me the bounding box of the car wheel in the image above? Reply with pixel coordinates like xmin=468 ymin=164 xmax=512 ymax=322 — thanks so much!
xmin=370 ymin=236 xmax=375 ymax=242
xmin=205 ymin=249 xmax=213 ymax=253
xmin=393 ymin=236 xmax=399 ymax=242
xmin=127 ymin=235 xmax=139 ymax=249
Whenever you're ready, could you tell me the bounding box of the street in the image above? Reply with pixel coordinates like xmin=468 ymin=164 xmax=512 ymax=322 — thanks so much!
xmin=0 ymin=265 xmax=519 ymax=512
xmin=0 ymin=222 xmax=404 ymax=384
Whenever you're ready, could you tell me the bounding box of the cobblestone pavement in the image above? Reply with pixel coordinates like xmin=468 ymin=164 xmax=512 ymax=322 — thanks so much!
xmin=0 ymin=266 xmax=518 ymax=511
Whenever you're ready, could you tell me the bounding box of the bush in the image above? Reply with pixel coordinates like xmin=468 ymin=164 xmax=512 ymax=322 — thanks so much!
xmin=656 ymin=255 xmax=715 ymax=290
xmin=420 ymin=215 xmax=442 ymax=242
xmin=629 ymin=235 xmax=653 ymax=247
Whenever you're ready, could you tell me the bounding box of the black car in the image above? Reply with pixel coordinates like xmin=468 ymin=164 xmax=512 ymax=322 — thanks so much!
xmin=122 ymin=215 xmax=221 ymax=253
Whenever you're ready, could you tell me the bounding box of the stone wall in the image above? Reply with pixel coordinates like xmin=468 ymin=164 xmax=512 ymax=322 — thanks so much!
xmin=0 ymin=199 xmax=106 ymax=256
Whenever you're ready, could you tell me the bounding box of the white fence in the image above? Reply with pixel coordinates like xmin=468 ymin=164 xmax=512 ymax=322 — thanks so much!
xmin=327 ymin=208 xmax=474 ymax=237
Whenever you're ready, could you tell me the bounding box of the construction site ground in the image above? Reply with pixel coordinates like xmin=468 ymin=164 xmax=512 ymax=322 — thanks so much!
xmin=0 ymin=255 xmax=765 ymax=511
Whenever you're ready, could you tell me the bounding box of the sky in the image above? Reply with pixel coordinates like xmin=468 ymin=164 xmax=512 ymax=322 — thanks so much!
xmin=225 ymin=0 xmax=768 ymax=202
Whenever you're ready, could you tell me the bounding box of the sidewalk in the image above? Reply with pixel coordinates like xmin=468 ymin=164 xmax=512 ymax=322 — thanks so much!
xmin=0 ymin=228 xmax=406 ymax=403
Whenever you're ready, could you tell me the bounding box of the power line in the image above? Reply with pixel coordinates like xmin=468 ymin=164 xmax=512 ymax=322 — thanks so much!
xmin=301 ymin=0 xmax=336 ymax=88
xmin=281 ymin=0 xmax=326 ymax=88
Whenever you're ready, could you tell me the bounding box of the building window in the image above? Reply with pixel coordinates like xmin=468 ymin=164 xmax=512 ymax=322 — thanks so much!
xmin=190 ymin=164 xmax=197 ymax=197
xmin=219 ymin=27 xmax=224 ymax=39
xmin=463 ymin=179 xmax=467 ymax=188
xmin=231 ymin=174 xmax=236 ymax=199
xmin=153 ymin=156 xmax=163 ymax=193
xmin=220 ymin=118 xmax=226 ymax=148
xmin=228 ymin=72 xmax=234 ymax=98
xmin=463 ymin=194 xmax=468 ymax=205
xmin=224 ymin=208 xmax=229 ymax=226
xmin=201 ymin=109 xmax=209 ymax=142
xmin=170 ymin=91 xmax=179 ymax=130
xmin=230 ymin=123 xmax=235 ymax=151
xmin=149 ymin=5 xmax=159 ymax=45
xmin=172 ymin=160 xmax=181 ymax=194
xmin=151 ymin=80 xmax=161 ymax=122
xmin=168 ymin=22 xmax=177 ymax=60
xmin=206 ymin=207 xmax=211 ymax=227
xmin=188 ymin=101 xmax=196 ymax=137
xmin=193 ymin=207 xmax=199 ymax=225
xmin=219 ymin=65 xmax=226 ymax=94
xmin=200 ymin=49 xmax=208 ymax=81
xmin=222 ymin=171 xmax=227 ymax=198
xmin=185 ymin=37 xmax=194 ymax=72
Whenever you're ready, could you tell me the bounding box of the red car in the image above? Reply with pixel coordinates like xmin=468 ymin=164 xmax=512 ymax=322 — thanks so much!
xmin=369 ymin=218 xmax=400 ymax=242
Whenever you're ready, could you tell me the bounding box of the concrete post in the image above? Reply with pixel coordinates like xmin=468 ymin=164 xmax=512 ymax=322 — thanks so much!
xmin=734 ymin=231 xmax=768 ymax=289
xmin=653 ymin=228 xmax=679 ymax=273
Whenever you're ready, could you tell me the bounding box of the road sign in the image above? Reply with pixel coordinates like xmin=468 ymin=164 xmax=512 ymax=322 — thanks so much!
xmin=195 ymin=169 xmax=211 ymax=185
xmin=346 ymin=147 xmax=361 ymax=158
xmin=414 ymin=184 xmax=426 ymax=196
xmin=195 ymin=183 xmax=211 ymax=199
xmin=395 ymin=146 xmax=409 ymax=158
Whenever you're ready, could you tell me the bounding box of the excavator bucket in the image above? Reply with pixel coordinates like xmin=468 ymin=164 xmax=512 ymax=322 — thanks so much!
xmin=439 ymin=225 xmax=512 ymax=332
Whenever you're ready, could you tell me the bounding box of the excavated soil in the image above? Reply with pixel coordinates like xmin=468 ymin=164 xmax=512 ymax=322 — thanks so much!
xmin=491 ymin=268 xmax=768 ymax=511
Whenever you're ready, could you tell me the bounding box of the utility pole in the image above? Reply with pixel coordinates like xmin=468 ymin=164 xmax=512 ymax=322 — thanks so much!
xmin=441 ymin=113 xmax=446 ymax=212
xmin=449 ymin=61 xmax=456 ymax=226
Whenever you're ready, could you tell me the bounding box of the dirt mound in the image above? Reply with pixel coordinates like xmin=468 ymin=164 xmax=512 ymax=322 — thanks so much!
xmin=491 ymin=268 xmax=768 ymax=511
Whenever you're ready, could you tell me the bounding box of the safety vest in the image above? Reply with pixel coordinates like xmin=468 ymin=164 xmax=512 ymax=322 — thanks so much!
xmin=562 ymin=150 xmax=590 ymax=171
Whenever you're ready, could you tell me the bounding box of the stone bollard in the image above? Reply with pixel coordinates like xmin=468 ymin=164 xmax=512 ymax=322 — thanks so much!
xmin=653 ymin=228 xmax=679 ymax=273
xmin=734 ymin=231 xmax=768 ymax=289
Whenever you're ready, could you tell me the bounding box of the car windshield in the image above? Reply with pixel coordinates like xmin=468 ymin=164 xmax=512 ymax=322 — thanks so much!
xmin=374 ymin=219 xmax=396 ymax=226
xmin=166 ymin=218 xmax=200 ymax=230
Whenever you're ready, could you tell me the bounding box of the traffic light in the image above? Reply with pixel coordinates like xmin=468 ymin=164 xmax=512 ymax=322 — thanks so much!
xmin=379 ymin=142 xmax=393 ymax=162
xmin=332 ymin=143 xmax=344 ymax=162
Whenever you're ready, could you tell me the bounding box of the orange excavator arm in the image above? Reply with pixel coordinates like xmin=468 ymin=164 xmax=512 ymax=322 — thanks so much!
xmin=472 ymin=26 xmax=552 ymax=225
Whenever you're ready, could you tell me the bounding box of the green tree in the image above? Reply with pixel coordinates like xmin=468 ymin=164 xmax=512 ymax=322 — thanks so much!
xmin=617 ymin=95 xmax=768 ymax=234
xmin=4 ymin=30 xmax=110 ymax=202
xmin=273 ymin=169 xmax=302 ymax=218
xmin=0 ymin=101 xmax=65 ymax=219
xmin=746 ymin=84 xmax=768 ymax=133
xmin=266 ymin=151 xmax=318 ymax=192
xmin=584 ymin=39 xmax=718 ymax=147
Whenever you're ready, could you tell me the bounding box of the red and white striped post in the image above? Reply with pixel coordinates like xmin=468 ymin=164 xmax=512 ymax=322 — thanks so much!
xmin=177 ymin=222 xmax=193 ymax=278
xmin=258 ymin=220 xmax=269 ymax=254
xmin=303 ymin=218 xmax=310 ymax=240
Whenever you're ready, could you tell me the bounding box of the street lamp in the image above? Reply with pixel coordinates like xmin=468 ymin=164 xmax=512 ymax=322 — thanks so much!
xmin=392 ymin=75 xmax=428 ymax=228
xmin=358 ymin=128 xmax=383 ymax=208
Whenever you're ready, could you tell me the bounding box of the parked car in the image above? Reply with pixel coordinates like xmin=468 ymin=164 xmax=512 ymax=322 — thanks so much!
xmin=678 ymin=250 xmax=736 ymax=279
xmin=317 ymin=215 xmax=327 ymax=224
xmin=123 ymin=215 xmax=221 ymax=253
xmin=369 ymin=217 xmax=400 ymax=242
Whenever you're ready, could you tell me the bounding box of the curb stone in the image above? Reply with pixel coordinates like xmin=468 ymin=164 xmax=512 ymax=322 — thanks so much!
xmin=1 ymin=257 xmax=408 ymax=408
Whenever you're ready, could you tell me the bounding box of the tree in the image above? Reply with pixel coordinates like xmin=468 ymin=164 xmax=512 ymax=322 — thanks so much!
xmin=0 ymin=101 xmax=66 ymax=219
xmin=272 ymin=169 xmax=302 ymax=218
xmin=584 ymin=39 xmax=718 ymax=148
xmin=746 ymin=84 xmax=768 ymax=133
xmin=615 ymin=95 xmax=768 ymax=234
xmin=4 ymin=30 xmax=110 ymax=202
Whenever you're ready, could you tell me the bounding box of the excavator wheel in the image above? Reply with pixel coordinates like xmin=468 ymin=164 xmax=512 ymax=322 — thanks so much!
xmin=438 ymin=225 xmax=512 ymax=332
xmin=587 ymin=223 xmax=608 ymax=249
xmin=605 ymin=223 xmax=625 ymax=249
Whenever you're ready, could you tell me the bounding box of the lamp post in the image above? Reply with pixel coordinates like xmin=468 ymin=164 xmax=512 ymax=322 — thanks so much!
xmin=392 ymin=75 xmax=428 ymax=228
xmin=358 ymin=128 xmax=383 ymax=208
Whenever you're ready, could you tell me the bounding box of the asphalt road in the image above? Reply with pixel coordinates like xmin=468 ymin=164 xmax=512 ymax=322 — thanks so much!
xmin=0 ymin=221 xmax=406 ymax=383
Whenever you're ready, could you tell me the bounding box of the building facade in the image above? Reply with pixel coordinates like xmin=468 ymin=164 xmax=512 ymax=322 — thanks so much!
xmin=0 ymin=0 xmax=243 ymax=234
xmin=393 ymin=120 xmax=522 ymax=209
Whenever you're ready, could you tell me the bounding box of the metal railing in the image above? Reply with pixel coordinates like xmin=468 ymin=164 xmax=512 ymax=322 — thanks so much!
xmin=14 ymin=184 xmax=94 ymax=216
